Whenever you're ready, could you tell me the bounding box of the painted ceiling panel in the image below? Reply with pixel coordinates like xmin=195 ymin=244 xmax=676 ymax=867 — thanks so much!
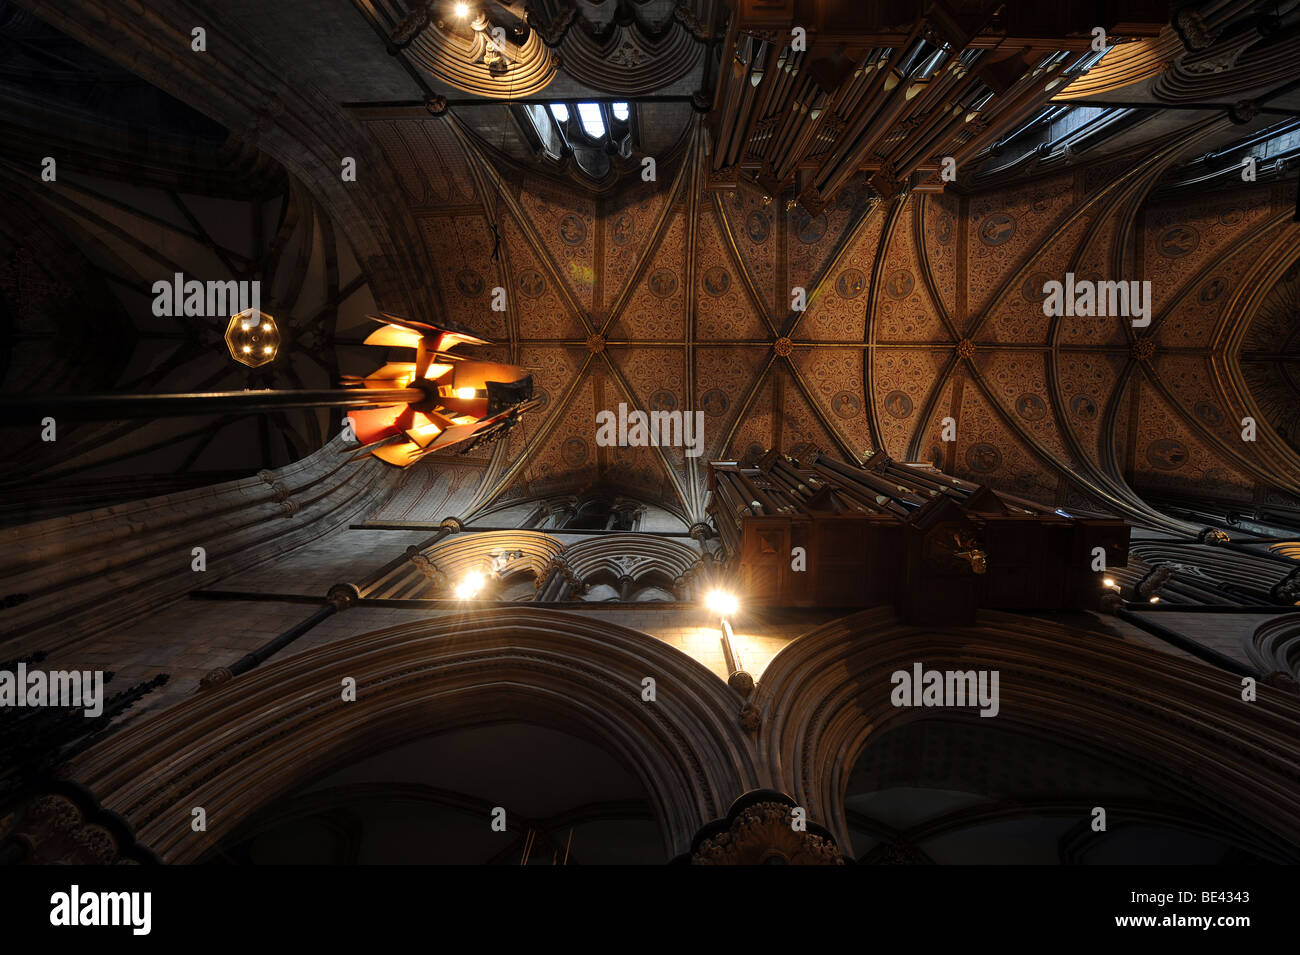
xmin=606 ymin=200 xmax=687 ymax=341
xmin=790 ymin=347 xmax=872 ymax=459
xmin=796 ymin=203 xmax=884 ymax=343
xmin=872 ymin=348 xmax=951 ymax=460
xmin=342 ymin=117 xmax=1300 ymax=522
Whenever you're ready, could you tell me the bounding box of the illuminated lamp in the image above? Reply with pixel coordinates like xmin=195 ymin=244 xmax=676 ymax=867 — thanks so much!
xmin=342 ymin=314 xmax=539 ymax=467
xmin=225 ymin=308 xmax=280 ymax=367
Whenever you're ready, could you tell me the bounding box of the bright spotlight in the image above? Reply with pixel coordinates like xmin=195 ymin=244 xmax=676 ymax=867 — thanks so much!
xmin=1102 ymin=578 xmax=1115 ymax=588
xmin=455 ymin=571 xmax=485 ymax=600
xmin=454 ymin=2 xmax=469 ymax=17
xmin=1148 ymin=595 xmax=1160 ymax=603
xmin=705 ymin=590 xmax=738 ymax=617
xmin=455 ymin=387 xmax=476 ymax=399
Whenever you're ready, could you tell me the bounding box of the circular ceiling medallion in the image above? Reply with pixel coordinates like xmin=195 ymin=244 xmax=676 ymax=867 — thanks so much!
xmin=794 ymin=212 xmax=827 ymax=244
xmin=1146 ymin=437 xmax=1189 ymax=470
xmin=585 ymin=334 xmax=606 ymax=353
xmin=831 ymin=391 xmax=861 ymax=418
xmin=518 ymin=269 xmax=545 ymax=297
xmin=560 ymin=214 xmax=587 ymax=245
xmin=1195 ymin=401 xmax=1223 ymax=427
xmin=703 ymin=266 xmax=731 ymax=296
xmin=966 ymin=442 xmax=1002 ymax=473
xmin=1219 ymin=209 xmax=1243 ymax=226
xmin=836 ymin=268 xmax=866 ymax=299
xmin=1070 ymin=394 xmax=1097 ymax=419
xmin=979 ymin=213 xmax=1015 ymax=246
xmin=455 ymin=270 xmax=484 ymax=296
xmin=648 ymin=269 xmax=678 ymax=298
xmin=1158 ymin=225 xmax=1199 ymax=257
xmin=1022 ymin=272 xmax=1052 ymax=303
xmin=701 ymin=388 xmax=728 ymax=417
xmin=562 ymin=437 xmax=589 ymax=467
xmin=1198 ymin=276 xmax=1226 ymax=304
xmin=611 ymin=213 xmax=635 ymax=246
xmin=883 ymin=391 xmax=913 ymax=418
xmin=773 ymin=337 xmax=793 ymax=357
xmin=650 ymin=389 xmax=676 ymax=411
xmin=935 ymin=213 xmax=954 ymax=245
xmin=885 ymin=269 xmax=914 ymax=299
xmin=1015 ymin=393 xmax=1047 ymax=421
xmin=746 ymin=211 xmax=771 ymax=243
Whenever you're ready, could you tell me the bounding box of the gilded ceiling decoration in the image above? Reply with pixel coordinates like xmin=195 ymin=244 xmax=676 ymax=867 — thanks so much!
xmin=368 ymin=106 xmax=1300 ymax=530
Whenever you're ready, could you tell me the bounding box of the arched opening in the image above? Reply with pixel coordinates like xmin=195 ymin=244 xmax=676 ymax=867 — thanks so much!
xmin=843 ymin=719 xmax=1283 ymax=864
xmin=202 ymin=722 xmax=664 ymax=864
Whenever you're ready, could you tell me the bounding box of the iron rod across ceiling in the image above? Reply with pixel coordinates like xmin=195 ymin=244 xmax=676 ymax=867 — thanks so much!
xmin=0 ymin=388 xmax=424 ymax=423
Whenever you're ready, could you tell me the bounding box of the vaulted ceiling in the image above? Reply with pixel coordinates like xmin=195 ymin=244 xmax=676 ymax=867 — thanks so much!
xmin=4 ymin=0 xmax=1299 ymax=531
xmin=372 ymin=108 xmax=1300 ymax=530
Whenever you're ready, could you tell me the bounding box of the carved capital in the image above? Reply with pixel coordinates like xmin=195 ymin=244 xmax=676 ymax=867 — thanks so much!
xmin=390 ymin=0 xmax=433 ymax=47
xmin=327 ymin=583 xmax=362 ymax=611
xmin=199 ymin=666 xmax=233 ymax=691
xmin=1173 ymin=9 xmax=1216 ymax=52
xmin=18 ymin=795 xmax=120 ymax=864
xmin=691 ymin=796 xmax=844 ymax=865
xmin=728 ymin=669 xmax=755 ymax=696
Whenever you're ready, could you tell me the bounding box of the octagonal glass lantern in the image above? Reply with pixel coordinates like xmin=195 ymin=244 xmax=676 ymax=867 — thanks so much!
xmin=225 ymin=308 xmax=281 ymax=367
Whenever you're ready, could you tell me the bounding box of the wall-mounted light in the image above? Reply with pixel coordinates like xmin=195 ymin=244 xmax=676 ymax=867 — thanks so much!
xmin=704 ymin=590 xmax=752 ymax=695
xmin=454 ymin=2 xmax=469 ymax=18
xmin=454 ymin=570 xmax=486 ymax=600
xmin=706 ymin=589 xmax=739 ymax=617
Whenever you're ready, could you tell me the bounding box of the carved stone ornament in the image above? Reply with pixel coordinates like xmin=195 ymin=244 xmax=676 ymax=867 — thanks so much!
xmin=199 ymin=666 xmax=233 ymax=691
xmin=728 ymin=669 xmax=755 ymax=696
xmin=1174 ymin=9 xmax=1216 ymax=51
xmin=691 ymin=799 xmax=844 ymax=865
xmin=327 ymin=582 xmax=361 ymax=611
xmin=13 ymin=795 xmax=118 ymax=864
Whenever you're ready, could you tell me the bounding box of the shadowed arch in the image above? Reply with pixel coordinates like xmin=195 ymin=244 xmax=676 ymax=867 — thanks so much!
xmin=63 ymin=608 xmax=759 ymax=861
xmin=750 ymin=607 xmax=1300 ymax=855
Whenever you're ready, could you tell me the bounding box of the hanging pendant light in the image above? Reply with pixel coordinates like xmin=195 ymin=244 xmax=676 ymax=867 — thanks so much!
xmin=341 ymin=314 xmax=537 ymax=467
